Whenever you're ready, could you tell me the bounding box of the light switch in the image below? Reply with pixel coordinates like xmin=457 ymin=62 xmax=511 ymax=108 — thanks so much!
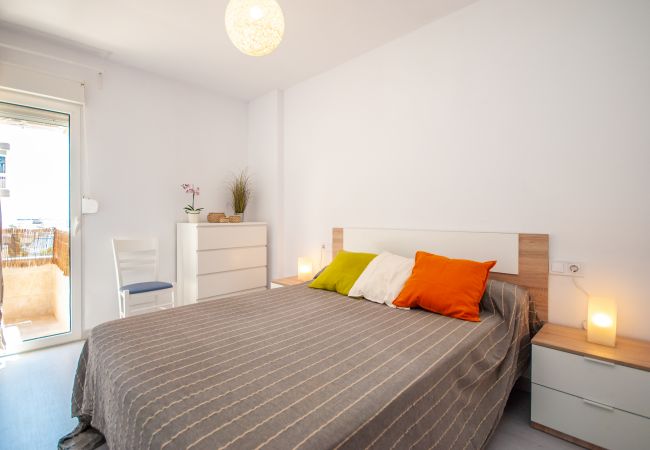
xmin=551 ymin=262 xmax=565 ymax=273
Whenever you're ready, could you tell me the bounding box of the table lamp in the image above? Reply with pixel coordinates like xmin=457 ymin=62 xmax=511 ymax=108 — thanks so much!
xmin=587 ymin=297 xmax=617 ymax=347
xmin=297 ymin=257 xmax=313 ymax=282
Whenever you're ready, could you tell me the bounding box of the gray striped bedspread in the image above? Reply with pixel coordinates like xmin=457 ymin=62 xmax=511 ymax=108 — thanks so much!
xmin=64 ymin=280 xmax=531 ymax=450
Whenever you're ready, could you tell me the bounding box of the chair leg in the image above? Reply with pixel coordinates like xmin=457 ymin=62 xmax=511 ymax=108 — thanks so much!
xmin=121 ymin=291 xmax=130 ymax=318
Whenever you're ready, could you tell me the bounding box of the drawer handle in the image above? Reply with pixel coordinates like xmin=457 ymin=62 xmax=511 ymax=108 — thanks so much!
xmin=583 ymin=399 xmax=615 ymax=412
xmin=583 ymin=356 xmax=615 ymax=368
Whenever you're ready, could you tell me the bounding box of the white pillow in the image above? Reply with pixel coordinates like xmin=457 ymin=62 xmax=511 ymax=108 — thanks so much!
xmin=348 ymin=252 xmax=414 ymax=307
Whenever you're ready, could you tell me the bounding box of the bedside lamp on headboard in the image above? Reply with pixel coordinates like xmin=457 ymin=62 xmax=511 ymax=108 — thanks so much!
xmin=587 ymin=297 xmax=617 ymax=347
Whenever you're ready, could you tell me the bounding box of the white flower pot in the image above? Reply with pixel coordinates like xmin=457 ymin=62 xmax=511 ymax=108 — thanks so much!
xmin=187 ymin=212 xmax=200 ymax=223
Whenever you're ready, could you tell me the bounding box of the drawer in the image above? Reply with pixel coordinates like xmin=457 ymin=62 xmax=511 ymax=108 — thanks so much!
xmin=532 ymin=384 xmax=650 ymax=450
xmin=197 ymin=287 xmax=267 ymax=303
xmin=197 ymin=267 xmax=267 ymax=299
xmin=197 ymin=225 xmax=266 ymax=250
xmin=532 ymin=345 xmax=650 ymax=418
xmin=197 ymin=246 xmax=266 ymax=275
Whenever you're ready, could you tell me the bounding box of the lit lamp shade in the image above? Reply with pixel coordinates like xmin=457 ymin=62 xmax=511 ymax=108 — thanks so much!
xmin=587 ymin=297 xmax=617 ymax=347
xmin=225 ymin=0 xmax=285 ymax=57
xmin=297 ymin=257 xmax=313 ymax=282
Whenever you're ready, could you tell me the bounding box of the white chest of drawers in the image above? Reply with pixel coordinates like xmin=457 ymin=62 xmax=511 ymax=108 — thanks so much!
xmin=176 ymin=222 xmax=267 ymax=305
xmin=531 ymin=324 xmax=650 ymax=450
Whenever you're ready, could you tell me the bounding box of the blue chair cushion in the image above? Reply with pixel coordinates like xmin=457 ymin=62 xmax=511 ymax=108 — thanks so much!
xmin=120 ymin=281 xmax=173 ymax=294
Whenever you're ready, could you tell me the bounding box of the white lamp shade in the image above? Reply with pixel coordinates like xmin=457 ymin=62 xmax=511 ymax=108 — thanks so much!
xmin=225 ymin=0 xmax=285 ymax=57
xmin=297 ymin=257 xmax=313 ymax=282
xmin=587 ymin=297 xmax=617 ymax=347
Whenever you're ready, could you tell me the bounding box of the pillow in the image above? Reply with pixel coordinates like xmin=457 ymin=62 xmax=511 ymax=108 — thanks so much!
xmin=348 ymin=252 xmax=414 ymax=307
xmin=393 ymin=251 xmax=496 ymax=322
xmin=309 ymin=251 xmax=377 ymax=295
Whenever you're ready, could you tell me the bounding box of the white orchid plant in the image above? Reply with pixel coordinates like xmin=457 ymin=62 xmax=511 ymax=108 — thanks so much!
xmin=181 ymin=184 xmax=204 ymax=213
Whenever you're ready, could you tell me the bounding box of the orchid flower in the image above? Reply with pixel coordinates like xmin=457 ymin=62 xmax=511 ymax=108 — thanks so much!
xmin=181 ymin=183 xmax=203 ymax=213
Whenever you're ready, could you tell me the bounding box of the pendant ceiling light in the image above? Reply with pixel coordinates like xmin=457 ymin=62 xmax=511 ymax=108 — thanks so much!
xmin=225 ymin=0 xmax=285 ymax=57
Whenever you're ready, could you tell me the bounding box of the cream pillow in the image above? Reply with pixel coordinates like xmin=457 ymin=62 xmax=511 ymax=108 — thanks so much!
xmin=348 ymin=252 xmax=414 ymax=307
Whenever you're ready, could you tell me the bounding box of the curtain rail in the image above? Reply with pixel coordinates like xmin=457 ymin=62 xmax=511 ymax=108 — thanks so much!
xmin=0 ymin=42 xmax=104 ymax=76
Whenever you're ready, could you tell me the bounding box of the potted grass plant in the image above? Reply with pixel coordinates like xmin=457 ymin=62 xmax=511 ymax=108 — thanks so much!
xmin=228 ymin=169 xmax=251 ymax=221
xmin=181 ymin=184 xmax=203 ymax=223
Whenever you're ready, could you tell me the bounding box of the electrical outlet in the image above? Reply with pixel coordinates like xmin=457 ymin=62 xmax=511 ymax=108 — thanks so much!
xmin=567 ymin=262 xmax=583 ymax=275
xmin=550 ymin=261 xmax=585 ymax=277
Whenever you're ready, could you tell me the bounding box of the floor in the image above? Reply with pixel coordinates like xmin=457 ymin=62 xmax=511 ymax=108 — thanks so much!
xmin=486 ymin=389 xmax=579 ymax=450
xmin=2 ymin=263 xmax=71 ymax=342
xmin=0 ymin=341 xmax=580 ymax=450
xmin=0 ymin=341 xmax=82 ymax=450
xmin=4 ymin=314 xmax=69 ymax=342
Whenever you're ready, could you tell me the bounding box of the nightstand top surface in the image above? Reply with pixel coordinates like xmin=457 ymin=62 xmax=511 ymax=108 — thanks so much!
xmin=272 ymin=276 xmax=305 ymax=287
xmin=532 ymin=323 xmax=650 ymax=372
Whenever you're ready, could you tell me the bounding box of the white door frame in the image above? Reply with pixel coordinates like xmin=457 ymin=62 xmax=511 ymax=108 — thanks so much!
xmin=0 ymin=88 xmax=83 ymax=354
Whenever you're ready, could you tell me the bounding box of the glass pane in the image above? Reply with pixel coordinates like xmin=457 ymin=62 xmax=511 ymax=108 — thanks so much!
xmin=0 ymin=101 xmax=71 ymax=347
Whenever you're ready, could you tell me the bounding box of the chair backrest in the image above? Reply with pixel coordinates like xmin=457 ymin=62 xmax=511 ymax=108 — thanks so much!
xmin=112 ymin=238 xmax=160 ymax=289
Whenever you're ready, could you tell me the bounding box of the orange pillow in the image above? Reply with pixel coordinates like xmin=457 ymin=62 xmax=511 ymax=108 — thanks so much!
xmin=393 ymin=251 xmax=496 ymax=322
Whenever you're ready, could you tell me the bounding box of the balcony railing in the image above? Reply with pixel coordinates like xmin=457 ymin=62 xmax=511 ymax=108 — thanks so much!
xmin=1 ymin=227 xmax=69 ymax=276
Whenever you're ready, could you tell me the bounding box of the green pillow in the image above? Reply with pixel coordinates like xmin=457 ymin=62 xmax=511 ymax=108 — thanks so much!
xmin=309 ymin=250 xmax=377 ymax=295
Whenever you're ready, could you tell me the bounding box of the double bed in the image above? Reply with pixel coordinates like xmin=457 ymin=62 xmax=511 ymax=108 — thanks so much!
xmin=62 ymin=228 xmax=548 ymax=450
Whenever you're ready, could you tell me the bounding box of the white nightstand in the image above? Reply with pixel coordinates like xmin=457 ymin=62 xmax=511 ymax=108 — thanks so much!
xmin=270 ymin=276 xmax=305 ymax=289
xmin=531 ymin=323 xmax=650 ymax=450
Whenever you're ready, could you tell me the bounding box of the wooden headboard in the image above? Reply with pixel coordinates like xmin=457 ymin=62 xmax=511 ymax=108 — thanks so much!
xmin=332 ymin=227 xmax=549 ymax=321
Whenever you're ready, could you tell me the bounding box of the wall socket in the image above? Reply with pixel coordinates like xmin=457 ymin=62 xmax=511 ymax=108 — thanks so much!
xmin=550 ymin=261 xmax=585 ymax=277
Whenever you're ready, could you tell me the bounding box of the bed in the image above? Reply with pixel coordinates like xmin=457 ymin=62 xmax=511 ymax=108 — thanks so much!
xmin=61 ymin=228 xmax=548 ymax=450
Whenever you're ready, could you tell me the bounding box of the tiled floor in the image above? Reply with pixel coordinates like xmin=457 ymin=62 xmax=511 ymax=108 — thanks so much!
xmin=4 ymin=314 xmax=69 ymax=342
xmin=0 ymin=341 xmax=579 ymax=450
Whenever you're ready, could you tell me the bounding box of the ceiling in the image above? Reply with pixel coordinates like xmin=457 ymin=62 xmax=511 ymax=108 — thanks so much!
xmin=0 ymin=0 xmax=477 ymax=100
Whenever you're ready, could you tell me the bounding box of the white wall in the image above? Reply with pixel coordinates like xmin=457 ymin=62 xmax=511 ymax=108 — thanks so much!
xmin=0 ymin=28 xmax=249 ymax=332
xmin=246 ymin=90 xmax=284 ymax=280
xmin=274 ymin=0 xmax=650 ymax=339
xmin=3 ymin=0 xmax=649 ymax=341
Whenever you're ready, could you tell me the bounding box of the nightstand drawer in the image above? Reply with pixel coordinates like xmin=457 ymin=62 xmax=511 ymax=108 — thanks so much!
xmin=532 ymin=384 xmax=650 ymax=450
xmin=532 ymin=345 xmax=650 ymax=418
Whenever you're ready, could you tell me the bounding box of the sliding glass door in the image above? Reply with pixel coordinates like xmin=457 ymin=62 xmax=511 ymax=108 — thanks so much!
xmin=0 ymin=89 xmax=81 ymax=354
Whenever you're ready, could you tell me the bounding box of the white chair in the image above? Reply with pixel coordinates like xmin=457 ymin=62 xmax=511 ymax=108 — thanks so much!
xmin=112 ymin=238 xmax=175 ymax=318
